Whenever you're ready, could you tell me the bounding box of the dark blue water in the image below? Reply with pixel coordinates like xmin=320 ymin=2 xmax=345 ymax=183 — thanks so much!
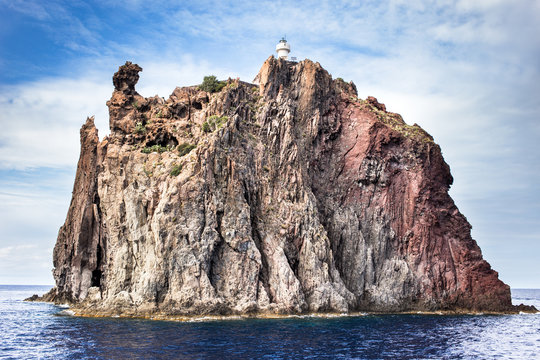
xmin=1 ymin=286 xmax=539 ymax=359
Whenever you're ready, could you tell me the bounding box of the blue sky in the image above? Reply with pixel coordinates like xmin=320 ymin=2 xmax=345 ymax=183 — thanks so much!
xmin=0 ymin=0 xmax=539 ymax=288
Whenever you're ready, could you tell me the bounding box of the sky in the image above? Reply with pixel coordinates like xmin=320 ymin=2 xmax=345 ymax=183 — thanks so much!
xmin=0 ymin=0 xmax=538 ymax=288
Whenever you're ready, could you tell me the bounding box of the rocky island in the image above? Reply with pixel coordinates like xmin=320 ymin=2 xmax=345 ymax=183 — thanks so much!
xmin=37 ymin=57 xmax=533 ymax=317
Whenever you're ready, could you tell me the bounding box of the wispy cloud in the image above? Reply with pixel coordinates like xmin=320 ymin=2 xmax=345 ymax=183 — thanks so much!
xmin=0 ymin=244 xmax=37 ymax=259
xmin=0 ymin=0 xmax=54 ymax=20
xmin=0 ymin=75 xmax=110 ymax=169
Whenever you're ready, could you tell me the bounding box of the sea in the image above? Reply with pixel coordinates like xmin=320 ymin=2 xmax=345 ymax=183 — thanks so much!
xmin=0 ymin=286 xmax=538 ymax=359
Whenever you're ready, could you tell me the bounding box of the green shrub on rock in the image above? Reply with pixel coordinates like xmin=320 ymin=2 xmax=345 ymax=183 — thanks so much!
xmin=202 ymin=115 xmax=228 ymax=133
xmin=177 ymin=143 xmax=196 ymax=157
xmin=142 ymin=144 xmax=172 ymax=154
xmin=199 ymin=75 xmax=226 ymax=93
xmin=170 ymin=164 xmax=183 ymax=176
xmin=133 ymin=122 xmax=146 ymax=134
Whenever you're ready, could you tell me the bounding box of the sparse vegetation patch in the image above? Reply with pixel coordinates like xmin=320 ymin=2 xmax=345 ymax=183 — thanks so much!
xmin=369 ymin=105 xmax=434 ymax=144
xmin=199 ymin=75 xmax=226 ymax=93
xmin=133 ymin=122 xmax=146 ymax=134
xmin=170 ymin=164 xmax=183 ymax=176
xmin=142 ymin=144 xmax=174 ymax=154
xmin=202 ymin=115 xmax=228 ymax=133
xmin=177 ymin=143 xmax=196 ymax=157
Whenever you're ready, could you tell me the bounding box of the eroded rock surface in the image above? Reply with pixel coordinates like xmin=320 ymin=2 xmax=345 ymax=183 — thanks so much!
xmin=44 ymin=58 xmax=527 ymax=316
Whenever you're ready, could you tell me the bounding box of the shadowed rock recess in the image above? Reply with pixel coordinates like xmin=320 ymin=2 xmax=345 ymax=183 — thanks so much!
xmin=42 ymin=58 xmax=533 ymax=316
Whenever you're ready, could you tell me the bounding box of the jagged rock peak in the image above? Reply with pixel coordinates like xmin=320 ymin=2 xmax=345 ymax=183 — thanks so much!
xmin=257 ymin=56 xmax=357 ymax=100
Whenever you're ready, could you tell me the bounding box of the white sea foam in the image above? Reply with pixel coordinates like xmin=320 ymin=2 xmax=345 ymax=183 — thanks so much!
xmin=56 ymin=309 xmax=75 ymax=316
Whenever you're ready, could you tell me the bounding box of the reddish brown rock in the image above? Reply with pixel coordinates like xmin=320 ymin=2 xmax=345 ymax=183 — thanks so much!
xmin=112 ymin=61 xmax=142 ymax=94
xmin=45 ymin=57 xmax=528 ymax=316
xmin=51 ymin=116 xmax=104 ymax=303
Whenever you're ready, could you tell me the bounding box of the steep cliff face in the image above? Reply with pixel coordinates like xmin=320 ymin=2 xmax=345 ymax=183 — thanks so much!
xmin=49 ymin=58 xmax=515 ymax=316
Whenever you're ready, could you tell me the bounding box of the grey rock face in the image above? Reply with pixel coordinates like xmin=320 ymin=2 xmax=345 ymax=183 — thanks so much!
xmin=47 ymin=58 xmax=516 ymax=316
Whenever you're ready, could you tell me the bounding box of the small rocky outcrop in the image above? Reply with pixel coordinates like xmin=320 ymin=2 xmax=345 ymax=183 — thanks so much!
xmin=112 ymin=61 xmax=142 ymax=94
xmin=42 ymin=58 xmax=536 ymax=316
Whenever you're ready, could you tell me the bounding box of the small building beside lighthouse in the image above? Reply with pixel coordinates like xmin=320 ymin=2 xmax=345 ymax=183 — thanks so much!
xmin=276 ymin=38 xmax=290 ymax=60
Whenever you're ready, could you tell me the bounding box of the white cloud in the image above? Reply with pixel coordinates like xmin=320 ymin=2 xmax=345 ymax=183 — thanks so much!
xmin=0 ymin=243 xmax=53 ymax=285
xmin=0 ymin=244 xmax=36 ymax=258
xmin=456 ymin=0 xmax=508 ymax=12
xmin=0 ymin=76 xmax=110 ymax=169
xmin=136 ymin=55 xmax=235 ymax=98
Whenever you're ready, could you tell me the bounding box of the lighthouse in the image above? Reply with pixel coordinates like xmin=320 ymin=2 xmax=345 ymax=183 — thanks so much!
xmin=276 ymin=38 xmax=290 ymax=60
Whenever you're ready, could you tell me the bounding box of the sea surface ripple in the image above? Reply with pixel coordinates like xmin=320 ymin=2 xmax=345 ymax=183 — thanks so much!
xmin=1 ymin=286 xmax=539 ymax=359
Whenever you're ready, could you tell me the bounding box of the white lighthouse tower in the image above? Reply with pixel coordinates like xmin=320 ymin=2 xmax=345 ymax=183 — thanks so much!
xmin=276 ymin=38 xmax=290 ymax=60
